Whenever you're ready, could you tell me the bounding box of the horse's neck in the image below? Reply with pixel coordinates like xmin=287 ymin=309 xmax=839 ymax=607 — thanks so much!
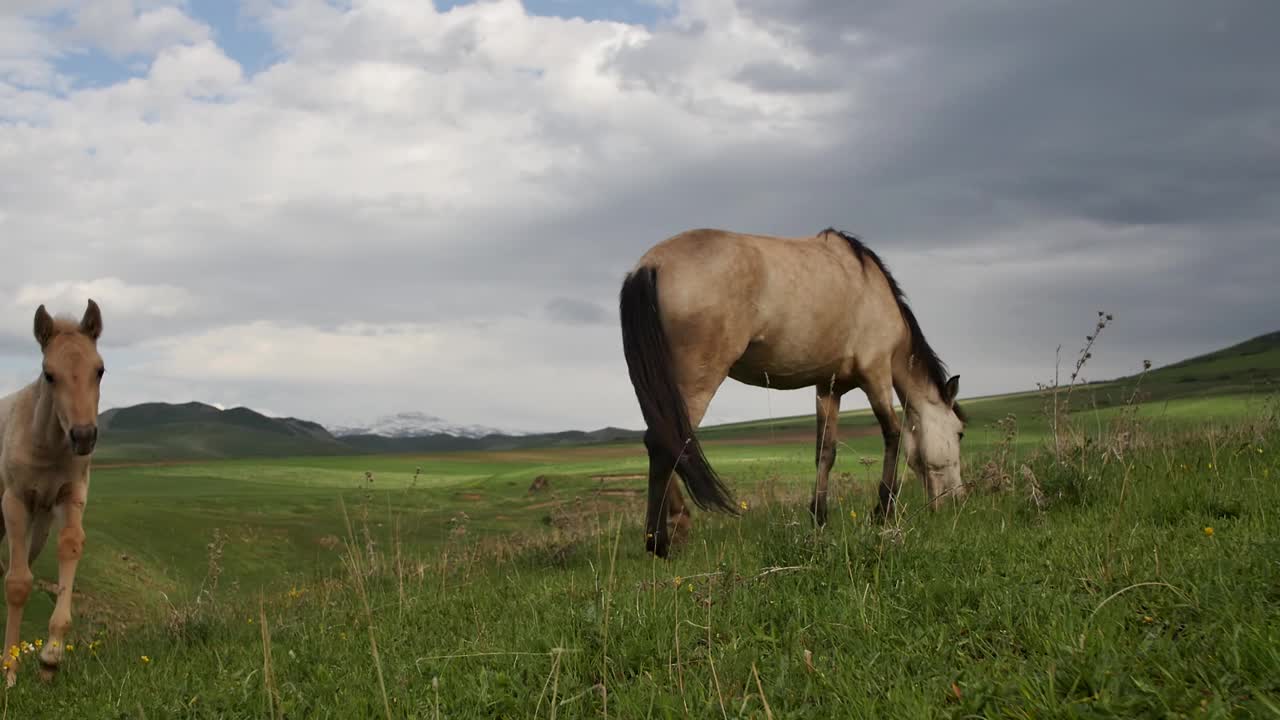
xmin=891 ymin=362 xmax=941 ymax=413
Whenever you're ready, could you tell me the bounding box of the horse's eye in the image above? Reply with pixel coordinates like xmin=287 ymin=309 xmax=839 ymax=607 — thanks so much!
xmin=43 ymin=371 xmax=55 ymax=384
xmin=97 ymin=367 xmax=105 ymax=379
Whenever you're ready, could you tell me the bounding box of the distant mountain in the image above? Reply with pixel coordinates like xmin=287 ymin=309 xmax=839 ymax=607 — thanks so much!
xmin=95 ymin=402 xmax=351 ymax=463
xmin=91 ymin=401 xmax=641 ymax=464
xmin=338 ymin=426 xmax=640 ymax=454
xmin=328 ymin=411 xmax=512 ymax=439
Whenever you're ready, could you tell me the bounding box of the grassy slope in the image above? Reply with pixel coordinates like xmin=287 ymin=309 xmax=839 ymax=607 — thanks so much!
xmin=7 ymin=408 xmax=1279 ymax=718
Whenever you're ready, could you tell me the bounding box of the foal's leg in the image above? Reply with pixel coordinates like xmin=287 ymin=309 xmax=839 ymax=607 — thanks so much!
xmin=2 ymin=491 xmax=34 ymax=687
xmin=864 ymin=381 xmax=904 ymax=522
xmin=37 ymin=483 xmax=87 ymax=681
xmin=809 ymin=388 xmax=843 ymax=526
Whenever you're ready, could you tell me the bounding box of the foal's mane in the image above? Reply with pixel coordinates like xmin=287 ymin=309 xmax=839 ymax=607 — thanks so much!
xmin=823 ymin=228 xmax=966 ymax=422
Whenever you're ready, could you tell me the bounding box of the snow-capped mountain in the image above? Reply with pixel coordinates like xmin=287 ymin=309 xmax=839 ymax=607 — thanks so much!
xmin=328 ymin=411 xmax=515 ymax=439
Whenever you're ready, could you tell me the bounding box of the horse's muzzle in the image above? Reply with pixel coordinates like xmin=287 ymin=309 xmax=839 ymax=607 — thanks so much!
xmin=69 ymin=425 xmax=98 ymax=456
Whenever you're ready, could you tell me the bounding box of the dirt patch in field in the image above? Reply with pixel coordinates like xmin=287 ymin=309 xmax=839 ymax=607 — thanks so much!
xmin=590 ymin=473 xmax=645 ymax=483
xmin=594 ymin=488 xmax=644 ymax=497
xmin=703 ymin=424 xmax=881 ymax=446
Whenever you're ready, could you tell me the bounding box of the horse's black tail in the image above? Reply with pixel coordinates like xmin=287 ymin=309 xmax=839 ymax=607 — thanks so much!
xmin=619 ymin=266 xmax=737 ymax=514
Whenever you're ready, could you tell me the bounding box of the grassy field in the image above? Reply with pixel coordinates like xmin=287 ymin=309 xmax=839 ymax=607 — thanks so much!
xmin=2 ymin=393 xmax=1277 ymax=717
xmin=0 ymin=332 xmax=1277 ymax=716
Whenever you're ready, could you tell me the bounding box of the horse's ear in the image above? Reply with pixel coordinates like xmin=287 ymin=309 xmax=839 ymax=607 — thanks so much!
xmin=80 ymin=299 xmax=103 ymax=341
xmin=943 ymin=375 xmax=960 ymax=407
xmin=34 ymin=305 xmax=55 ymax=349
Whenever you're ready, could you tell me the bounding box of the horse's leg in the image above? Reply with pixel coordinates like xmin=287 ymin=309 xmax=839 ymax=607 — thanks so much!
xmin=643 ymin=373 xmax=723 ymax=559
xmin=865 ymin=379 xmax=904 ymax=522
xmin=37 ymin=483 xmax=87 ymax=681
xmin=643 ymin=430 xmax=677 ymax=556
xmin=809 ymin=387 xmax=843 ymax=526
xmin=2 ymin=491 xmax=34 ymax=687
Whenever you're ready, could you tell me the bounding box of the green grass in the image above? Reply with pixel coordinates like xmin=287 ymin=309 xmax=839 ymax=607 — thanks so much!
xmin=0 ymin=392 xmax=1276 ymax=717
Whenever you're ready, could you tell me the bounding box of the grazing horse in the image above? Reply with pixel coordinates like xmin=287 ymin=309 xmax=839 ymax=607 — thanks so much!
xmin=619 ymin=228 xmax=966 ymax=557
xmin=0 ymin=300 xmax=104 ymax=685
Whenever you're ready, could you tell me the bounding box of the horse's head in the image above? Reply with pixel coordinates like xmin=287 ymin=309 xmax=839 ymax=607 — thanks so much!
xmin=902 ymin=374 xmax=965 ymax=507
xmin=34 ymin=299 xmax=105 ymax=456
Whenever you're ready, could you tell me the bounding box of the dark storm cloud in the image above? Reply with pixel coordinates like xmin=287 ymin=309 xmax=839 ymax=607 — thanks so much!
xmin=737 ymin=0 xmax=1280 ymax=230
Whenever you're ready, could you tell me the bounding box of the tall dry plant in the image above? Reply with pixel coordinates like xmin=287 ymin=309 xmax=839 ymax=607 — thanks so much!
xmin=1037 ymin=311 xmax=1114 ymax=461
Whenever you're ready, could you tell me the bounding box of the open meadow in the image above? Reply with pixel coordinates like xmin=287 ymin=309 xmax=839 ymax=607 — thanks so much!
xmin=2 ymin=334 xmax=1279 ymax=717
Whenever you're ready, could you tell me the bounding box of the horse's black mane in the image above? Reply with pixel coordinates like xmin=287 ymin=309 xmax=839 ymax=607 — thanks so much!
xmin=823 ymin=227 xmax=966 ymax=422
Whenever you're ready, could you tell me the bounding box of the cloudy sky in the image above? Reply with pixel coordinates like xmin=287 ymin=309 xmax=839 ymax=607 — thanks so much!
xmin=2 ymin=0 xmax=1277 ymax=433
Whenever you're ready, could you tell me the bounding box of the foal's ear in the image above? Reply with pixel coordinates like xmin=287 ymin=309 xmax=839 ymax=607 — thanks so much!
xmin=943 ymin=375 xmax=960 ymax=407
xmin=80 ymin=299 xmax=103 ymax=341
xmin=34 ymin=305 xmax=55 ymax=349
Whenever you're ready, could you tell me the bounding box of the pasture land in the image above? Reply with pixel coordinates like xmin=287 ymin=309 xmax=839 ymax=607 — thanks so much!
xmin=2 ymin=381 xmax=1277 ymax=717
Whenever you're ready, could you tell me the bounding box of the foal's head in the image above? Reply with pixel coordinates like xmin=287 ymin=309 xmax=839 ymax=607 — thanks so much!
xmin=34 ymin=300 xmax=105 ymax=456
xmin=903 ymin=375 xmax=966 ymax=504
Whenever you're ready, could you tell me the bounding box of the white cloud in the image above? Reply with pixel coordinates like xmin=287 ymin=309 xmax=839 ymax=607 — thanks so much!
xmin=68 ymin=0 xmax=210 ymax=59
xmin=14 ymin=277 xmax=193 ymax=318
xmin=1 ymin=0 xmax=1276 ymax=431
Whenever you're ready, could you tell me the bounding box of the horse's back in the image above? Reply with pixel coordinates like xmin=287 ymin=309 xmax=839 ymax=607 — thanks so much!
xmin=632 ymin=228 xmax=905 ymax=389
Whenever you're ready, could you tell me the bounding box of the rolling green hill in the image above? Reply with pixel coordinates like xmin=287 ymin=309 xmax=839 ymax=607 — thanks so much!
xmin=89 ymin=330 xmax=1279 ymax=463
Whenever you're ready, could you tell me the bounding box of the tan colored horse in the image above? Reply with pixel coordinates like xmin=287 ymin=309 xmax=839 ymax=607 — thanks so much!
xmin=619 ymin=228 xmax=965 ymax=557
xmin=0 ymin=300 xmax=104 ymax=686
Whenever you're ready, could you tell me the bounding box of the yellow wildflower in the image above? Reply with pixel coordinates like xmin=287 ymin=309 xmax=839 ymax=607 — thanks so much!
xmin=739 ymin=500 xmax=749 ymax=511
xmin=849 ymin=510 xmax=858 ymax=520
xmin=65 ymin=644 xmax=74 ymax=653
xmin=1143 ymin=616 xmax=1153 ymax=624
xmin=34 ymin=639 xmax=43 ymax=649
xmin=674 ymin=576 xmax=683 ymax=587
xmin=1203 ymin=527 xmax=1214 ymax=537
xmin=141 ymin=655 xmax=151 ymax=664
xmin=687 ymin=584 xmax=694 ymax=593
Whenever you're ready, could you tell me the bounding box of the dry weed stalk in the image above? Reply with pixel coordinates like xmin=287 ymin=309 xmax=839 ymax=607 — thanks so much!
xmin=1038 ymin=311 xmax=1114 ymax=461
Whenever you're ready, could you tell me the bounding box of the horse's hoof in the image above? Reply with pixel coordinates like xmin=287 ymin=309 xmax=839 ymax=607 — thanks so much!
xmin=645 ymin=533 xmax=669 ymax=559
xmin=808 ymin=501 xmax=828 ymax=527
xmin=871 ymin=504 xmax=896 ymax=524
xmin=37 ymin=656 xmax=58 ymax=683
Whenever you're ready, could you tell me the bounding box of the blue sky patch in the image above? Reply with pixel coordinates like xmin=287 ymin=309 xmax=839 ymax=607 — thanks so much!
xmin=41 ymin=1 xmax=668 ymax=91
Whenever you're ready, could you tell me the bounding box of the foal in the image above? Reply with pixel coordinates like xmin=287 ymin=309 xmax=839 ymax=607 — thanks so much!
xmin=0 ymin=300 xmax=104 ymax=686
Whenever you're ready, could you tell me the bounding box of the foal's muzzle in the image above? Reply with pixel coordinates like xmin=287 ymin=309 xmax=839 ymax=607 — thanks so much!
xmin=69 ymin=425 xmax=98 ymax=456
